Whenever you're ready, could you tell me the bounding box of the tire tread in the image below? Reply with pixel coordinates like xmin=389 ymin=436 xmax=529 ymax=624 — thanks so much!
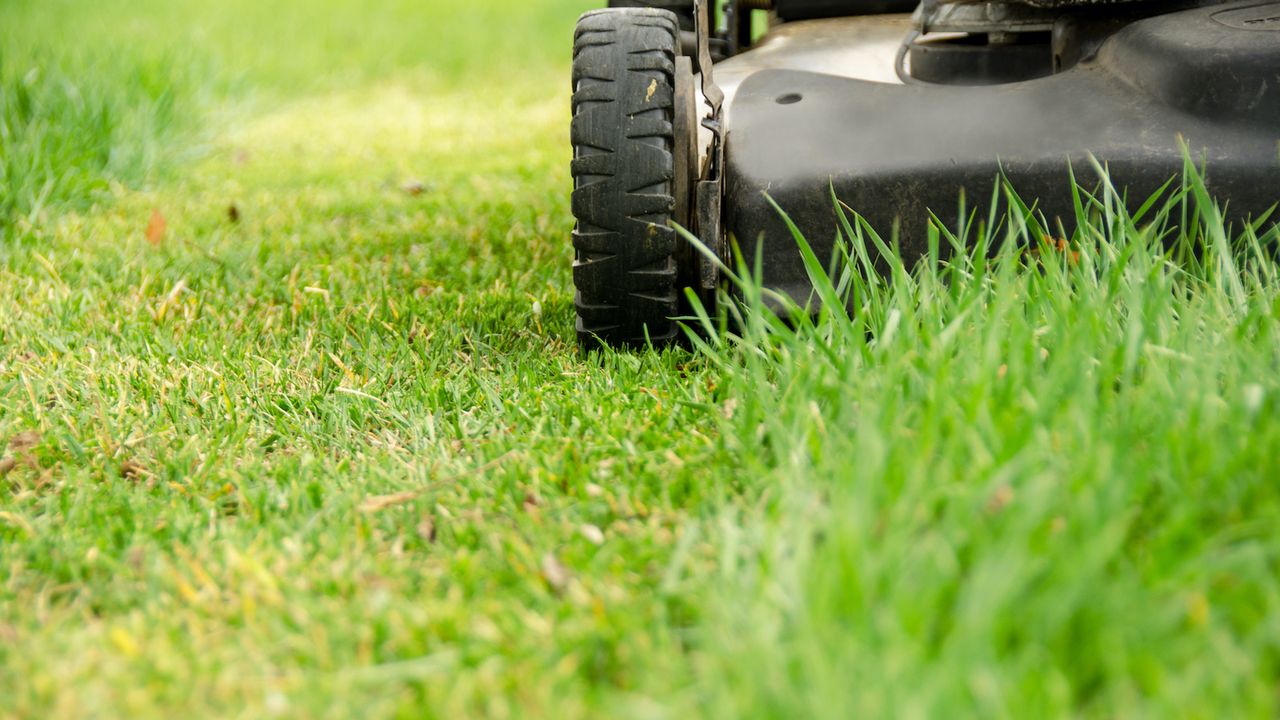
xmin=571 ymin=8 xmax=682 ymax=347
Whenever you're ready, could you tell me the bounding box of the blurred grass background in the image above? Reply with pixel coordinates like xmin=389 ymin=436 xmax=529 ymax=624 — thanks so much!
xmin=1 ymin=0 xmax=590 ymax=238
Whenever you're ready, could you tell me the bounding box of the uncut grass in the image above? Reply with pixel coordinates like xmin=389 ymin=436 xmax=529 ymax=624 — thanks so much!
xmin=0 ymin=0 xmax=584 ymax=239
xmin=0 ymin=34 xmax=205 ymax=237
xmin=673 ymin=170 xmax=1280 ymax=717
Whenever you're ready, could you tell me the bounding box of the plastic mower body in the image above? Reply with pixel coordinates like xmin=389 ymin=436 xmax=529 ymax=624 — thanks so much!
xmin=570 ymin=0 xmax=1280 ymax=347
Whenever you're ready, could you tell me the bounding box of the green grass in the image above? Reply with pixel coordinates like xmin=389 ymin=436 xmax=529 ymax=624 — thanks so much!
xmin=0 ymin=31 xmax=201 ymax=236
xmin=675 ymin=175 xmax=1280 ymax=717
xmin=2 ymin=1 xmax=1279 ymax=717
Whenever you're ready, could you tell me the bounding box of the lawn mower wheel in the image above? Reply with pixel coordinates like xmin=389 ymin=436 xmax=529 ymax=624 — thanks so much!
xmin=571 ymin=8 xmax=698 ymax=349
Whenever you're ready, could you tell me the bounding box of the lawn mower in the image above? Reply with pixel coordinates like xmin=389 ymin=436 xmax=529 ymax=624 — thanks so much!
xmin=570 ymin=0 xmax=1280 ymax=347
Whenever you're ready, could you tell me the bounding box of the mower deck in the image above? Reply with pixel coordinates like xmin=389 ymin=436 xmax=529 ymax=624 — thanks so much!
xmin=721 ymin=2 xmax=1280 ymax=304
xmin=714 ymin=15 xmax=909 ymax=107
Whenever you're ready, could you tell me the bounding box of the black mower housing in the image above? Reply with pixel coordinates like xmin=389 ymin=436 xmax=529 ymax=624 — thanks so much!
xmin=725 ymin=1 xmax=1280 ymax=303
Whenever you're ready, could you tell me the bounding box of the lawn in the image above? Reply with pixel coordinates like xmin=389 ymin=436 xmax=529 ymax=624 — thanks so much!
xmin=2 ymin=1 xmax=1279 ymax=717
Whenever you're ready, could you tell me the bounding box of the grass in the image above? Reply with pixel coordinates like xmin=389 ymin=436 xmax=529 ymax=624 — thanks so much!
xmin=675 ymin=173 xmax=1280 ymax=717
xmin=2 ymin=1 xmax=1279 ymax=717
xmin=0 ymin=29 xmax=201 ymax=236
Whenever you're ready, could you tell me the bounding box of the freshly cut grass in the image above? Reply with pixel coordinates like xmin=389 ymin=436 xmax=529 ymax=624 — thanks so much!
xmin=2 ymin=2 xmax=731 ymax=717
xmin=2 ymin=0 xmax=1279 ymax=717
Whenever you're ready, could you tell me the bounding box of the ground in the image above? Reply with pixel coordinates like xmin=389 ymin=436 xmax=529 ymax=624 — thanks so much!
xmin=2 ymin=1 xmax=1279 ymax=718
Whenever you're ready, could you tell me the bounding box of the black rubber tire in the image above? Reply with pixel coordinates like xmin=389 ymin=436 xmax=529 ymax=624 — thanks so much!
xmin=571 ymin=9 xmax=683 ymax=348
xmin=607 ymin=1 xmax=696 ymax=31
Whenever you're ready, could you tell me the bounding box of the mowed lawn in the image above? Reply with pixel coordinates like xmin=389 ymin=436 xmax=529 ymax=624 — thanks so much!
xmin=3 ymin=1 xmax=1279 ymax=718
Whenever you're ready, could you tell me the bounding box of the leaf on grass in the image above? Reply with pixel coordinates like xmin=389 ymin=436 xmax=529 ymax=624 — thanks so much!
xmin=359 ymin=490 xmax=419 ymax=513
xmin=985 ymin=485 xmax=1015 ymax=514
xmin=722 ymin=398 xmax=739 ymax=419
xmin=1039 ymin=234 xmax=1080 ymax=264
xmin=580 ymin=524 xmax=605 ymax=546
xmin=3 ymin=432 xmax=43 ymax=479
xmin=146 ymin=209 xmax=167 ymax=245
xmin=8 ymin=431 xmax=40 ymax=452
xmin=120 ymin=460 xmax=148 ymax=480
xmin=416 ymin=516 xmax=437 ymax=543
xmin=540 ymin=553 xmax=571 ymax=592
xmin=127 ymin=547 xmax=147 ymax=572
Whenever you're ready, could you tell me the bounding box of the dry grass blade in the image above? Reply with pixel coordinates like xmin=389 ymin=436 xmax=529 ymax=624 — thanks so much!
xmin=358 ymin=490 xmax=420 ymax=513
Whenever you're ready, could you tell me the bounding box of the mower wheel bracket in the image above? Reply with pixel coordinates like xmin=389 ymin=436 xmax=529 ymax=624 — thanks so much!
xmin=693 ymin=0 xmax=724 ymax=112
